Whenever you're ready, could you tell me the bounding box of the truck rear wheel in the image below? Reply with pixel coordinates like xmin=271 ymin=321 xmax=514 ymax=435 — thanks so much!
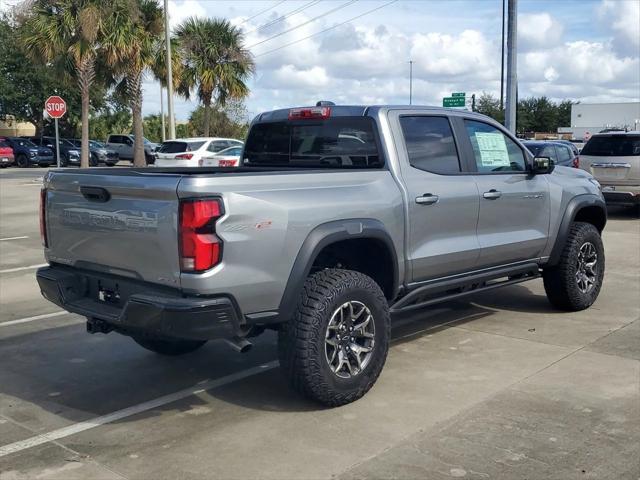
xmin=278 ymin=269 xmax=390 ymax=407
xmin=133 ymin=337 xmax=207 ymax=356
xmin=543 ymin=222 xmax=605 ymax=311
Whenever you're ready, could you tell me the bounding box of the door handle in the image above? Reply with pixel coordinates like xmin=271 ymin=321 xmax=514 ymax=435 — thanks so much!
xmin=483 ymin=189 xmax=502 ymax=200
xmin=415 ymin=194 xmax=439 ymax=205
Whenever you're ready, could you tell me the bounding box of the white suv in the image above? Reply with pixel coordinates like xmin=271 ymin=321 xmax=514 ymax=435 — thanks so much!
xmin=579 ymin=132 xmax=640 ymax=208
xmin=154 ymin=137 xmax=244 ymax=168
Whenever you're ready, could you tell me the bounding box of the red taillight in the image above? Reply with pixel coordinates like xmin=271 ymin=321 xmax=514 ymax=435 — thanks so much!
xmin=40 ymin=188 xmax=48 ymax=247
xmin=573 ymin=156 xmax=580 ymax=168
xmin=218 ymin=159 xmax=237 ymax=167
xmin=179 ymin=198 xmax=222 ymax=272
xmin=176 ymin=153 xmax=194 ymax=160
xmin=288 ymin=107 xmax=331 ymax=120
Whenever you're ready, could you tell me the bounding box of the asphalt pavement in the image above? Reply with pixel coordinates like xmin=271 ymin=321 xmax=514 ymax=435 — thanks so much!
xmin=0 ymin=167 xmax=638 ymax=480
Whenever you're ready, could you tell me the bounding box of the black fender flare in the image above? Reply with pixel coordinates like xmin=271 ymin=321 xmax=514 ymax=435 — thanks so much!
xmin=277 ymin=219 xmax=399 ymax=323
xmin=548 ymin=194 xmax=607 ymax=266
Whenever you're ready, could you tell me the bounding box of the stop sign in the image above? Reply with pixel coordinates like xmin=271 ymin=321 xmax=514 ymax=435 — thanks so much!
xmin=45 ymin=96 xmax=66 ymax=119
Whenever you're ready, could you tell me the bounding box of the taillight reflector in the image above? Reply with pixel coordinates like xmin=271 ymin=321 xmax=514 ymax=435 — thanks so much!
xmin=176 ymin=153 xmax=194 ymax=160
xmin=288 ymin=107 xmax=331 ymax=120
xmin=573 ymin=156 xmax=580 ymax=168
xmin=40 ymin=188 xmax=48 ymax=247
xmin=179 ymin=198 xmax=222 ymax=272
xmin=218 ymin=159 xmax=237 ymax=167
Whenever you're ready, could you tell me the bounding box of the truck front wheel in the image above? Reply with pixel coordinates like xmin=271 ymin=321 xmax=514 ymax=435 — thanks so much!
xmin=543 ymin=222 xmax=605 ymax=311
xmin=278 ymin=269 xmax=390 ymax=407
xmin=133 ymin=337 xmax=207 ymax=356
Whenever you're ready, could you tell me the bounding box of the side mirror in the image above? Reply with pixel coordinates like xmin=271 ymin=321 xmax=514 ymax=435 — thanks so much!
xmin=531 ymin=156 xmax=554 ymax=174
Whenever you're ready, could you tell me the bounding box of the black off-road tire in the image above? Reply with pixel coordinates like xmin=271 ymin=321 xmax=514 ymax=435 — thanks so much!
xmin=278 ymin=269 xmax=390 ymax=407
xmin=133 ymin=337 xmax=207 ymax=356
xmin=543 ymin=222 xmax=605 ymax=311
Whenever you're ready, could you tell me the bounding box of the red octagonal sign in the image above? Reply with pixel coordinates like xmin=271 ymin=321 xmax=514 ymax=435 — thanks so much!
xmin=45 ymin=96 xmax=66 ymax=119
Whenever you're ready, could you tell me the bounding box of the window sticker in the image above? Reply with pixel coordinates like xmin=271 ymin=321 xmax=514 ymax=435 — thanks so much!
xmin=475 ymin=132 xmax=511 ymax=168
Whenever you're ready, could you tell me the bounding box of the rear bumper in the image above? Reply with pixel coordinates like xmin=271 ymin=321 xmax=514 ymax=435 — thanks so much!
xmin=602 ymin=185 xmax=640 ymax=206
xmin=36 ymin=265 xmax=246 ymax=341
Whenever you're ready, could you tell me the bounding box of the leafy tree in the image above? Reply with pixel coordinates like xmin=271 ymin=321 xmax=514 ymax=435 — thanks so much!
xmin=103 ymin=0 xmax=163 ymax=166
xmin=175 ymin=17 xmax=254 ymax=137
xmin=186 ymin=99 xmax=249 ymax=139
xmin=21 ymin=0 xmax=106 ymax=167
xmin=474 ymin=92 xmax=504 ymax=124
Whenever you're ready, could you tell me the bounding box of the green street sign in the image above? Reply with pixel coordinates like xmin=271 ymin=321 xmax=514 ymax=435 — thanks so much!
xmin=443 ymin=96 xmax=466 ymax=107
xmin=451 ymin=92 xmax=466 ymax=97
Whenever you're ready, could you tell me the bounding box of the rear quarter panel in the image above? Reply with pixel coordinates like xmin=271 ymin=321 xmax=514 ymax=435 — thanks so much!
xmin=177 ymin=170 xmax=404 ymax=314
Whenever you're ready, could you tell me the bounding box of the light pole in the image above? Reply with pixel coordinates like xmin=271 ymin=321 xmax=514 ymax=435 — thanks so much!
xmin=164 ymin=0 xmax=176 ymax=139
xmin=505 ymin=0 xmax=517 ymax=133
xmin=500 ymin=0 xmax=505 ymax=111
xmin=409 ymin=60 xmax=413 ymax=105
xmin=160 ymin=84 xmax=166 ymax=142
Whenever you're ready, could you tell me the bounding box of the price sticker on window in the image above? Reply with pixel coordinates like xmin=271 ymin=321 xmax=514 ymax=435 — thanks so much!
xmin=475 ymin=132 xmax=510 ymax=168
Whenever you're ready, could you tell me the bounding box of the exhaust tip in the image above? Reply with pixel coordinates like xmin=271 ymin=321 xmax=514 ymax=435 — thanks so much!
xmin=224 ymin=336 xmax=253 ymax=353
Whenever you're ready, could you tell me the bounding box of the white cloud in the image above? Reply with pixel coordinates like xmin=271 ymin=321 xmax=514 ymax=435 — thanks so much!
xmin=139 ymin=0 xmax=640 ymax=120
xmin=168 ymin=0 xmax=207 ymax=31
xmin=598 ymin=0 xmax=640 ymax=56
xmin=518 ymin=13 xmax=564 ymax=51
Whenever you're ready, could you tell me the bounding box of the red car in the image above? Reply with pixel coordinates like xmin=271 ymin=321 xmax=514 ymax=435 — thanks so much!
xmin=0 ymin=139 xmax=16 ymax=168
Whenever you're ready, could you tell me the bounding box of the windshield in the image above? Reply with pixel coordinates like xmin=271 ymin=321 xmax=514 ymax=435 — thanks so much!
xmin=89 ymin=141 xmax=105 ymax=148
xmin=243 ymin=117 xmax=382 ymax=168
xmin=581 ymin=135 xmax=640 ymax=156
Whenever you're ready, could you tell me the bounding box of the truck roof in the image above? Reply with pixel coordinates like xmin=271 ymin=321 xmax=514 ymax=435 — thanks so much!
xmin=254 ymin=105 xmax=490 ymax=123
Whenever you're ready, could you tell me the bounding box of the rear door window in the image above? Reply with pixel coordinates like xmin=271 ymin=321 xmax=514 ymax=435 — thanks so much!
xmin=556 ymin=145 xmax=572 ymax=164
xmin=399 ymin=116 xmax=461 ymax=174
xmin=207 ymin=141 xmax=231 ymax=154
xmin=244 ymin=117 xmax=382 ymax=168
xmin=581 ymin=135 xmax=640 ymax=156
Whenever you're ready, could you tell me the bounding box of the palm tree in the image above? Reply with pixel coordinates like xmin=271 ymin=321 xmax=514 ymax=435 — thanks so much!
xmin=102 ymin=0 xmax=163 ymax=166
xmin=21 ymin=0 xmax=104 ymax=168
xmin=175 ymin=18 xmax=254 ymax=137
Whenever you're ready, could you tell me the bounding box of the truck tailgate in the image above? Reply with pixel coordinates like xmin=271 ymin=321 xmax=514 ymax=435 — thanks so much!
xmin=44 ymin=170 xmax=182 ymax=289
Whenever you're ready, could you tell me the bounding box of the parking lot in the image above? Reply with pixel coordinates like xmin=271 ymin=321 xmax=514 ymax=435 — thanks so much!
xmin=0 ymin=167 xmax=638 ymax=479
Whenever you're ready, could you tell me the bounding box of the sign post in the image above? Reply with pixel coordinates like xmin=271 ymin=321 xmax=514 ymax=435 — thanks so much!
xmin=44 ymin=96 xmax=67 ymax=168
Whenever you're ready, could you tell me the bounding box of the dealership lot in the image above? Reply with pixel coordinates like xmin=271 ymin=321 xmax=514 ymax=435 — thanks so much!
xmin=0 ymin=168 xmax=638 ymax=479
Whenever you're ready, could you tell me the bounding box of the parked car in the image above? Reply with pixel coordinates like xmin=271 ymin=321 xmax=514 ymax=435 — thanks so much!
xmin=552 ymin=139 xmax=580 ymax=156
xmin=200 ymin=145 xmax=243 ymax=167
xmin=0 ymin=137 xmax=53 ymax=167
xmin=579 ymin=131 xmax=640 ymax=207
xmin=67 ymin=139 xmax=119 ymax=166
xmin=523 ymin=141 xmax=579 ymax=168
xmin=37 ymin=104 xmax=607 ymax=407
xmin=0 ymin=139 xmax=15 ymax=168
xmin=105 ymin=134 xmax=158 ymax=165
xmin=28 ymin=136 xmax=80 ymax=167
xmin=155 ymin=138 xmax=243 ymax=168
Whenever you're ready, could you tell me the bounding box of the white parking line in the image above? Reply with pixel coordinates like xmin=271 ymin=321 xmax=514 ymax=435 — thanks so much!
xmin=0 ymin=311 xmax=69 ymax=328
xmin=0 ymin=263 xmax=47 ymax=274
xmin=0 ymin=236 xmax=29 ymax=241
xmin=0 ymin=360 xmax=279 ymax=457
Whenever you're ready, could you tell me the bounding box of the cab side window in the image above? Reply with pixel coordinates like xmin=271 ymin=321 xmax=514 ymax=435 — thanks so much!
xmin=464 ymin=120 xmax=526 ymax=173
xmin=400 ymin=116 xmax=461 ymax=174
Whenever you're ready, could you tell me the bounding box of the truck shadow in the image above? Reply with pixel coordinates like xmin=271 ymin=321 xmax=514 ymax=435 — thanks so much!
xmin=0 ymin=286 xmax=560 ymax=427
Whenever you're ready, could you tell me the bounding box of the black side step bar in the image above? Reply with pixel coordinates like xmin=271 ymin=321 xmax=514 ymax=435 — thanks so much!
xmin=390 ymin=263 xmax=540 ymax=314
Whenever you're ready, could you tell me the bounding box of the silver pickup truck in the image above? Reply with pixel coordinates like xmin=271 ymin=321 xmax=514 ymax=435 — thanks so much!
xmin=37 ymin=104 xmax=607 ymax=406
